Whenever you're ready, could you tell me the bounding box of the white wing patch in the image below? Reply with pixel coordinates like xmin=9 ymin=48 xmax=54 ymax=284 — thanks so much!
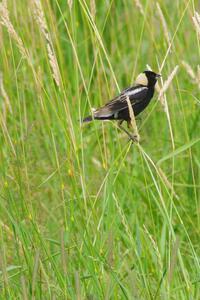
xmin=93 ymin=85 xmax=148 ymax=118
xmin=126 ymin=86 xmax=148 ymax=97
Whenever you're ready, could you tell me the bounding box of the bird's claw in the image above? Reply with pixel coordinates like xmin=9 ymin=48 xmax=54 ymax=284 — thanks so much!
xmin=129 ymin=134 xmax=140 ymax=143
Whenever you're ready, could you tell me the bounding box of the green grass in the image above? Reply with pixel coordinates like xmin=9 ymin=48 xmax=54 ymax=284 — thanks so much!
xmin=0 ymin=0 xmax=200 ymax=298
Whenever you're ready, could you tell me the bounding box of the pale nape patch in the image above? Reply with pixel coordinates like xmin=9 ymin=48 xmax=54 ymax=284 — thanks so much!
xmin=135 ymin=73 xmax=148 ymax=86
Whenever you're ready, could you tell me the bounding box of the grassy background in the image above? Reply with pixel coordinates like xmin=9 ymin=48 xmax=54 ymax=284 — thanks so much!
xmin=0 ymin=0 xmax=200 ymax=299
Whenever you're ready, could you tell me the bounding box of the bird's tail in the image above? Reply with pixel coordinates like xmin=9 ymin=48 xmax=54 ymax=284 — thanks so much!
xmin=82 ymin=115 xmax=93 ymax=123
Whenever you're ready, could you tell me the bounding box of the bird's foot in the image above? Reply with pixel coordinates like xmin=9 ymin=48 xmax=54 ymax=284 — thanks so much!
xmin=118 ymin=122 xmax=140 ymax=143
xmin=129 ymin=134 xmax=140 ymax=143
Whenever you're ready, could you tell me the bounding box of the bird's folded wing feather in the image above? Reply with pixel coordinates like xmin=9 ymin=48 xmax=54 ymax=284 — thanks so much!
xmin=94 ymin=86 xmax=148 ymax=118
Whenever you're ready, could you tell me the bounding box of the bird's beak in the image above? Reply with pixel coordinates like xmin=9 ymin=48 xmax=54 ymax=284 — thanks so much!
xmin=156 ymin=74 xmax=161 ymax=79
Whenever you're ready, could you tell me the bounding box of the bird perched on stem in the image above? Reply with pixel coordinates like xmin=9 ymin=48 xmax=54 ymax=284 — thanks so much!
xmin=83 ymin=70 xmax=161 ymax=141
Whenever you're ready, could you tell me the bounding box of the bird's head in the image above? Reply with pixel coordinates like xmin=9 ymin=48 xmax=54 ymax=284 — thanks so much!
xmin=135 ymin=70 xmax=161 ymax=87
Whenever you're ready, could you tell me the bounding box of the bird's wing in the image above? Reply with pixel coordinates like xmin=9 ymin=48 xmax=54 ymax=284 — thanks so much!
xmin=94 ymin=86 xmax=148 ymax=118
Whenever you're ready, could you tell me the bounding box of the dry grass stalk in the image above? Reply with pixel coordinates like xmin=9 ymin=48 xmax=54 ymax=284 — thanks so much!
xmin=1 ymin=116 xmax=17 ymax=156
xmin=143 ymin=225 xmax=163 ymax=272
xmin=68 ymin=0 xmax=73 ymax=10
xmin=182 ymin=61 xmax=200 ymax=89
xmin=46 ymin=44 xmax=61 ymax=87
xmin=182 ymin=61 xmax=195 ymax=80
xmin=107 ymin=231 xmax=114 ymax=268
xmin=158 ymin=167 xmax=179 ymax=200
xmin=0 ymin=72 xmax=12 ymax=115
xmin=192 ymin=11 xmax=200 ymax=37
xmin=90 ymin=0 xmax=96 ymax=19
xmin=197 ymin=65 xmax=200 ymax=85
xmin=0 ymin=20 xmax=3 ymax=48
xmin=20 ymin=276 xmax=28 ymax=300
xmin=146 ymin=64 xmax=166 ymax=110
xmin=33 ymin=0 xmax=48 ymax=38
xmin=168 ymin=237 xmax=180 ymax=283
xmin=134 ymin=0 xmax=144 ymax=15
xmin=159 ymin=65 xmax=179 ymax=99
xmin=126 ymin=95 xmax=140 ymax=142
xmin=156 ymin=63 xmax=175 ymax=148
xmin=0 ymin=220 xmax=13 ymax=241
xmin=0 ymin=1 xmax=28 ymax=58
xmin=159 ymin=92 xmax=167 ymax=112
xmin=32 ymin=250 xmax=40 ymax=297
xmin=74 ymin=271 xmax=81 ymax=300
xmin=0 ymin=219 xmax=23 ymax=256
xmin=33 ymin=0 xmax=61 ymax=87
xmin=113 ymin=193 xmax=133 ymax=241
xmin=156 ymin=2 xmax=171 ymax=48
xmin=146 ymin=64 xmax=152 ymax=71
xmin=0 ymin=245 xmax=9 ymax=287
xmin=60 ymin=229 xmax=67 ymax=275
xmin=157 ymin=66 xmax=179 ymax=112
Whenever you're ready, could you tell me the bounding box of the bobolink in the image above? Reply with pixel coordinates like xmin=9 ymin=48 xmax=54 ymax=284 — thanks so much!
xmin=83 ymin=70 xmax=160 ymax=140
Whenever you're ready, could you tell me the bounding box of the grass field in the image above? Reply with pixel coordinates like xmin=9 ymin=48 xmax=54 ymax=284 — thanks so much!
xmin=0 ymin=0 xmax=200 ymax=299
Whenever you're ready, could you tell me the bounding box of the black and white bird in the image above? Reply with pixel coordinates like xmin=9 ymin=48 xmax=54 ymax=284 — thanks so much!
xmin=83 ymin=70 xmax=160 ymax=139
